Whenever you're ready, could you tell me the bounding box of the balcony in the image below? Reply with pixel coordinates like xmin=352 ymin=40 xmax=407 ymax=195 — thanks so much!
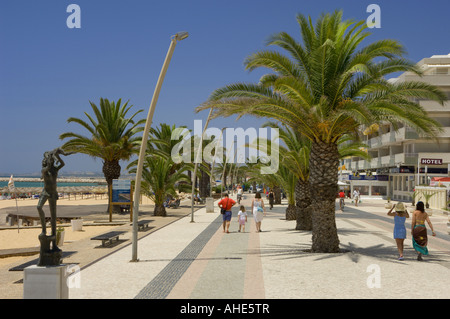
xmin=367 ymin=127 xmax=421 ymax=149
xmin=380 ymin=155 xmax=392 ymax=167
xmin=419 ymin=100 xmax=450 ymax=112
xmin=394 ymin=152 xmax=418 ymax=166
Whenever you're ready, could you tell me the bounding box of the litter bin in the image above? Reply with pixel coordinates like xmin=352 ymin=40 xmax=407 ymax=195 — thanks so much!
xmin=206 ymin=197 xmax=214 ymax=213
xmin=71 ymin=219 xmax=83 ymax=231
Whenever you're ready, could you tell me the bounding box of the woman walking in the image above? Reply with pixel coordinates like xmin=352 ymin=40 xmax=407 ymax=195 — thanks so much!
xmin=387 ymin=202 xmax=409 ymax=260
xmin=251 ymin=192 xmax=266 ymax=232
xmin=411 ymin=201 xmax=436 ymax=261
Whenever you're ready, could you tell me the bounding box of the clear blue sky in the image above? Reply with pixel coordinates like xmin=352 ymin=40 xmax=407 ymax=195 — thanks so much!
xmin=1 ymin=0 xmax=449 ymax=175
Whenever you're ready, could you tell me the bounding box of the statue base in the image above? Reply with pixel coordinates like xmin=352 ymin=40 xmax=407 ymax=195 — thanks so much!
xmin=23 ymin=264 xmax=69 ymax=299
xmin=38 ymin=233 xmax=62 ymax=266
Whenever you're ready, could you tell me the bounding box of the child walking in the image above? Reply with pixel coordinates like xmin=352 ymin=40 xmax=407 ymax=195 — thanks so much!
xmin=237 ymin=205 xmax=248 ymax=232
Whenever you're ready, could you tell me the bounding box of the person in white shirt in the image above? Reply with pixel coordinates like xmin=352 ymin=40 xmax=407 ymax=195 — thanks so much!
xmin=237 ymin=186 xmax=243 ymax=203
xmin=353 ymin=189 xmax=360 ymax=206
xmin=237 ymin=205 xmax=247 ymax=232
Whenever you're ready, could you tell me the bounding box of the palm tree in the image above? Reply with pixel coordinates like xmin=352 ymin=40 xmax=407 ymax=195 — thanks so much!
xmin=127 ymin=123 xmax=194 ymax=216
xmin=197 ymin=10 xmax=446 ymax=253
xmin=129 ymin=153 xmax=192 ymax=216
xmin=260 ymin=122 xmax=312 ymax=227
xmin=60 ymin=98 xmax=145 ymax=209
xmin=261 ymin=122 xmax=370 ymax=229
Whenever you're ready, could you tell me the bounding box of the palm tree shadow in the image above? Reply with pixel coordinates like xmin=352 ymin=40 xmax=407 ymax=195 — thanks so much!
xmin=244 ymin=240 xmax=412 ymax=264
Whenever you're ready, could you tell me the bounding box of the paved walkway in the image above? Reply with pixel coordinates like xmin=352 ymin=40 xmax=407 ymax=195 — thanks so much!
xmin=67 ymin=194 xmax=450 ymax=300
xmin=0 ymin=201 xmax=195 ymax=298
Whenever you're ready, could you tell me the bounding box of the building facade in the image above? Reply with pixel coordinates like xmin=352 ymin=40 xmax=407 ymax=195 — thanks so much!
xmin=342 ymin=54 xmax=450 ymax=201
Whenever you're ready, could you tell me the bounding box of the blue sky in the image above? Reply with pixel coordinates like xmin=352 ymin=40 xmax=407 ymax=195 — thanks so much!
xmin=1 ymin=0 xmax=449 ymax=175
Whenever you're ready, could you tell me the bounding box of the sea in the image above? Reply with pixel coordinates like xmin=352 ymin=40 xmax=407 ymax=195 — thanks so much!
xmin=0 ymin=176 xmax=103 ymax=189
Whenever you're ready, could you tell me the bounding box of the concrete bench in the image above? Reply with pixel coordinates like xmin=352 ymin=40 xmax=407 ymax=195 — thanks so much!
xmin=91 ymin=231 xmax=126 ymax=247
xmin=137 ymin=220 xmax=152 ymax=231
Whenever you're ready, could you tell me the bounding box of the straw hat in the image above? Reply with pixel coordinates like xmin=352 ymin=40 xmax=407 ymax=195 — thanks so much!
xmin=395 ymin=202 xmax=405 ymax=212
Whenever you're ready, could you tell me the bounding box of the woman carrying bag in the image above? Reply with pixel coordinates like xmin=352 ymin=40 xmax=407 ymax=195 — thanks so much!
xmin=252 ymin=192 xmax=266 ymax=232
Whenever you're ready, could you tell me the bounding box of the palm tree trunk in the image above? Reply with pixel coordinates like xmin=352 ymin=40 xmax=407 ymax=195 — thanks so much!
xmin=199 ymin=165 xmax=210 ymax=198
xmin=273 ymin=186 xmax=282 ymax=204
xmin=309 ymin=141 xmax=340 ymax=253
xmin=154 ymin=204 xmax=167 ymax=217
xmin=103 ymin=160 xmax=121 ymax=214
xmin=286 ymin=203 xmax=297 ymax=220
xmin=295 ymin=178 xmax=312 ymax=230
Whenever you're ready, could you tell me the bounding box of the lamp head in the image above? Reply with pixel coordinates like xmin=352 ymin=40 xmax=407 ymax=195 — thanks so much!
xmin=173 ymin=31 xmax=189 ymax=41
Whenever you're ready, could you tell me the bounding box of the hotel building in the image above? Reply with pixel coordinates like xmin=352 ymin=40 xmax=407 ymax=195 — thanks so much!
xmin=342 ymin=54 xmax=450 ymax=201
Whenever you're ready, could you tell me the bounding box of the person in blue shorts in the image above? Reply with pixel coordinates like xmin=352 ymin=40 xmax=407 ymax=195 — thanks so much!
xmin=218 ymin=193 xmax=236 ymax=233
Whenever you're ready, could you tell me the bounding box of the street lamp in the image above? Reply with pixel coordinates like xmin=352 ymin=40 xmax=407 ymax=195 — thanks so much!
xmin=210 ymin=127 xmax=226 ymax=196
xmin=131 ymin=31 xmax=189 ymax=262
xmin=190 ymin=107 xmax=213 ymax=223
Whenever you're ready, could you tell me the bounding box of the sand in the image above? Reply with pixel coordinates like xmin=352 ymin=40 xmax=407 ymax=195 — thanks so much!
xmin=0 ymin=225 xmax=120 ymax=250
xmin=0 ymin=195 xmax=155 ymax=267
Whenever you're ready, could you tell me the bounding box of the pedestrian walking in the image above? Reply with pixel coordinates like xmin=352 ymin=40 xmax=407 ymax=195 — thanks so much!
xmin=387 ymin=202 xmax=409 ymax=260
xmin=237 ymin=205 xmax=247 ymax=232
xmin=338 ymin=190 xmax=345 ymax=211
xmin=237 ymin=186 xmax=243 ymax=204
xmin=268 ymin=189 xmax=274 ymax=210
xmin=251 ymin=192 xmax=266 ymax=232
xmin=411 ymin=201 xmax=436 ymax=261
xmin=353 ymin=189 xmax=360 ymax=206
xmin=218 ymin=193 xmax=236 ymax=234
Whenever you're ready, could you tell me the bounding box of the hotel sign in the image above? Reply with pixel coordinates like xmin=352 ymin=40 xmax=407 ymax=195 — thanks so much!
xmin=420 ymin=158 xmax=442 ymax=165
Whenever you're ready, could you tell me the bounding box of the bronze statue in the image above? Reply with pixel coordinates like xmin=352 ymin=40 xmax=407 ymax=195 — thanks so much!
xmin=37 ymin=147 xmax=73 ymax=266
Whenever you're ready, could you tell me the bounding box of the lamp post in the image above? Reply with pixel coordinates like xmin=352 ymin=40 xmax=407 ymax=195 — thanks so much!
xmin=210 ymin=127 xmax=226 ymax=196
xmin=190 ymin=107 xmax=213 ymax=223
xmin=220 ymin=139 xmax=235 ymax=198
xmin=131 ymin=31 xmax=189 ymax=262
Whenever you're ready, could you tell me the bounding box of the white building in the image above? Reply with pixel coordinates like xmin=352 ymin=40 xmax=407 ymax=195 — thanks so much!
xmin=342 ymin=54 xmax=450 ymax=201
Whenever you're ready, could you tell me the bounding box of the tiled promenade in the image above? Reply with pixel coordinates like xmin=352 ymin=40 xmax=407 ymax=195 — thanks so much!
xmin=68 ymin=195 xmax=450 ymax=300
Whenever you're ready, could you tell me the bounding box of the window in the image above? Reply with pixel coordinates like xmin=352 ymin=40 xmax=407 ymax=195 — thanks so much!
xmin=435 ymin=67 xmax=449 ymax=75
xmin=372 ymin=186 xmax=387 ymax=196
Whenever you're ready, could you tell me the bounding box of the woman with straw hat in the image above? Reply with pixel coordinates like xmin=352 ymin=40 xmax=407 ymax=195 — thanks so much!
xmin=387 ymin=202 xmax=409 ymax=260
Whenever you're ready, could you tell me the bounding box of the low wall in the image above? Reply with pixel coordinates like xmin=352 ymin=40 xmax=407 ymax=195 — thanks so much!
xmin=414 ymin=186 xmax=449 ymax=210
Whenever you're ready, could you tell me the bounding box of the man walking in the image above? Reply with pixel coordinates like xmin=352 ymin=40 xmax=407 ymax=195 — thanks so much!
xmin=218 ymin=193 xmax=236 ymax=233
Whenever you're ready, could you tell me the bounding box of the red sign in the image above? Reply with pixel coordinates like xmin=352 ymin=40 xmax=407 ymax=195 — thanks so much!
xmin=420 ymin=158 xmax=443 ymax=165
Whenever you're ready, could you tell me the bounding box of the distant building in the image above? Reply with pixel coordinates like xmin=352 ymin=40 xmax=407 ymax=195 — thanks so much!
xmin=342 ymin=54 xmax=450 ymax=201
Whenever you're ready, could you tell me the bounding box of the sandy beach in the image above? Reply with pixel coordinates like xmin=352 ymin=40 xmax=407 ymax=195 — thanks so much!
xmin=0 ymin=192 xmax=198 ymax=299
xmin=0 ymin=195 xmax=156 ymax=266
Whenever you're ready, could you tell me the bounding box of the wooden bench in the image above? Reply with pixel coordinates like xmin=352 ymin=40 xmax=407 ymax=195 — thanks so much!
xmin=91 ymin=231 xmax=126 ymax=247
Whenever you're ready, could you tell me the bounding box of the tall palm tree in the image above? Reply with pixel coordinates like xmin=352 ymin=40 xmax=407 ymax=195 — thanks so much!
xmin=260 ymin=122 xmax=311 ymax=226
xmin=197 ymin=11 xmax=446 ymax=252
xmin=60 ymin=98 xmax=145 ymax=208
xmin=129 ymin=153 xmax=192 ymax=216
xmin=261 ymin=122 xmax=370 ymax=229
xmin=127 ymin=123 xmax=194 ymax=216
